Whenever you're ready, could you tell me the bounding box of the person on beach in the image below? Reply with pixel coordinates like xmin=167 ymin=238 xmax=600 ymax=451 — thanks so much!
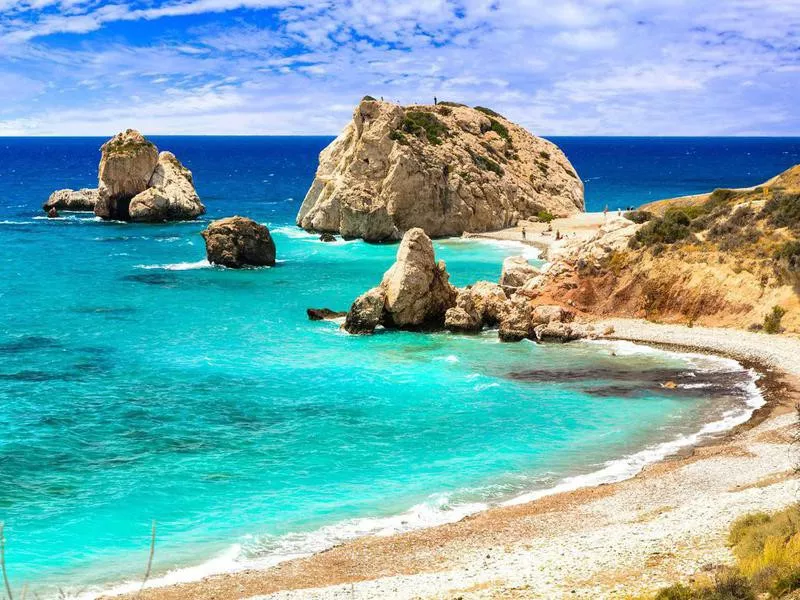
xmin=556 ymin=230 xmax=561 ymax=240
xmin=521 ymin=226 xmax=526 ymax=240
xmin=603 ymin=205 xmax=609 ymax=221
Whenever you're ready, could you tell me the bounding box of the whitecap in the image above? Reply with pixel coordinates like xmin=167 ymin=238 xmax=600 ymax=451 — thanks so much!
xmin=136 ymin=260 xmax=211 ymax=271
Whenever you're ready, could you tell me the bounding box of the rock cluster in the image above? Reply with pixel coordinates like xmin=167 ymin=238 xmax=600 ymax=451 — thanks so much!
xmin=43 ymin=188 xmax=99 ymax=212
xmin=341 ymin=229 xmax=592 ymax=343
xmin=202 ymin=217 xmax=276 ymax=268
xmin=44 ymin=129 xmax=205 ymax=222
xmin=297 ymin=98 xmax=584 ymax=242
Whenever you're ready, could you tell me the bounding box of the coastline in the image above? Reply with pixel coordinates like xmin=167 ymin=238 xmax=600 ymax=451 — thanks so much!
xmin=107 ymin=319 xmax=800 ymax=600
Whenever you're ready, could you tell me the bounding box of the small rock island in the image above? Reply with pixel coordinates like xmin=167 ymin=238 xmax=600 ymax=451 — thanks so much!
xmin=44 ymin=129 xmax=205 ymax=223
xmin=297 ymin=98 xmax=584 ymax=242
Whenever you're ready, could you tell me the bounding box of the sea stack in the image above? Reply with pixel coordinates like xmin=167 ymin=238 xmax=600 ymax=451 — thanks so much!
xmin=202 ymin=216 xmax=276 ymax=268
xmin=296 ymin=98 xmax=584 ymax=242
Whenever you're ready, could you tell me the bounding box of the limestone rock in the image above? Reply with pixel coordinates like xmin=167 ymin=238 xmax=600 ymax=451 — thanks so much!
xmin=297 ymin=98 xmax=584 ymax=241
xmin=43 ymin=188 xmax=98 ymax=212
xmin=531 ymin=304 xmax=574 ymax=325
xmin=201 ymin=216 xmax=276 ymax=268
xmin=498 ymin=298 xmax=532 ymax=342
xmin=128 ymin=152 xmax=204 ymax=222
xmin=380 ymin=228 xmax=457 ymax=328
xmin=319 ymin=233 xmax=337 ymax=242
xmin=444 ymin=289 xmax=483 ymax=333
xmin=344 ymin=287 xmax=386 ymax=334
xmin=500 ymin=255 xmax=539 ymax=288
xmin=534 ymin=322 xmax=583 ymax=343
xmin=95 ymin=129 xmax=159 ymax=220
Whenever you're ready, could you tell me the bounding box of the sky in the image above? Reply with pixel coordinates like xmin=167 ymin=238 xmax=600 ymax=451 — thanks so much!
xmin=0 ymin=0 xmax=798 ymax=136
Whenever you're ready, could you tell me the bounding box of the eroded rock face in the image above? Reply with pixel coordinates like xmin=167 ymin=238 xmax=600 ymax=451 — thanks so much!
xmin=95 ymin=129 xmax=159 ymax=220
xmin=380 ymin=228 xmax=457 ymax=328
xmin=201 ymin=217 xmax=276 ymax=268
xmin=500 ymin=255 xmax=539 ymax=288
xmin=444 ymin=281 xmax=508 ymax=333
xmin=444 ymin=289 xmax=483 ymax=333
xmin=43 ymin=188 xmax=98 ymax=212
xmin=344 ymin=287 xmax=386 ymax=334
xmin=297 ymin=99 xmax=584 ymax=241
xmin=128 ymin=152 xmax=205 ymax=222
xmin=498 ymin=298 xmax=533 ymax=342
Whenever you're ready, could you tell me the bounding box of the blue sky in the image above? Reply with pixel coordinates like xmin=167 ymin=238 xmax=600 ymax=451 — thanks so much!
xmin=0 ymin=0 xmax=798 ymax=135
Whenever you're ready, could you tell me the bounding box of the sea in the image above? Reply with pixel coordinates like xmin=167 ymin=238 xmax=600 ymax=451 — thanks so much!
xmin=1 ymin=136 xmax=798 ymax=597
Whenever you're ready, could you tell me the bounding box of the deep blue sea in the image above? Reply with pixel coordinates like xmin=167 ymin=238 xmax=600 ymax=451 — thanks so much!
xmin=0 ymin=136 xmax=797 ymax=597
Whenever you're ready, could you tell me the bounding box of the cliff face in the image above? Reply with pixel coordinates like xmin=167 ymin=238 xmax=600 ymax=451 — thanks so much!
xmin=529 ymin=165 xmax=800 ymax=333
xmin=297 ymin=99 xmax=584 ymax=241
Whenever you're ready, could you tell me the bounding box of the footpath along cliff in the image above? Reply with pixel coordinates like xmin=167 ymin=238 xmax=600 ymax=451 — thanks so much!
xmin=297 ymin=98 xmax=584 ymax=241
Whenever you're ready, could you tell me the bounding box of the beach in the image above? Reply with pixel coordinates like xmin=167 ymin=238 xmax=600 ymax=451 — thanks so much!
xmin=111 ymin=319 xmax=800 ymax=600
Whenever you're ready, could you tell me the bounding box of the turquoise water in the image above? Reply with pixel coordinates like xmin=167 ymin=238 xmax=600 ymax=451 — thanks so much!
xmin=0 ymin=137 xmax=787 ymax=597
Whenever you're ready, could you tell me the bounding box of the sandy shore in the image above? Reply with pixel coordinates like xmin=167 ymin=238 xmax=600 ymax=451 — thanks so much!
xmin=111 ymin=320 xmax=800 ymax=600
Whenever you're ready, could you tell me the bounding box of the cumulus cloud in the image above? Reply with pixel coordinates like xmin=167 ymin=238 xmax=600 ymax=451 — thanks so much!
xmin=0 ymin=0 xmax=798 ymax=135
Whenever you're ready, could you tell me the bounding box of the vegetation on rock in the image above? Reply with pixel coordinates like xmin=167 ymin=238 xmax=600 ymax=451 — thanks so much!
xmin=400 ymin=110 xmax=448 ymax=145
xmin=763 ymin=305 xmax=787 ymax=333
xmin=474 ymin=106 xmax=504 ymax=119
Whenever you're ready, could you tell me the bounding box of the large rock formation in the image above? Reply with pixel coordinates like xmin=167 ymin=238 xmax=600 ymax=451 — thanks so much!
xmin=43 ymin=188 xmax=98 ymax=213
xmin=297 ymin=98 xmax=584 ymax=241
xmin=44 ymin=128 xmax=205 ymax=222
xmin=201 ymin=217 xmax=276 ymax=268
xmin=344 ymin=228 xmax=457 ymax=333
xmin=129 ymin=152 xmax=204 ymax=222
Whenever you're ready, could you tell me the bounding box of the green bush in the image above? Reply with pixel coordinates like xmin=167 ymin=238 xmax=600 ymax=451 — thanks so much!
xmin=654 ymin=583 xmax=694 ymax=600
xmin=761 ymin=191 xmax=800 ymax=231
xmin=624 ymin=210 xmax=653 ymax=224
xmin=474 ymin=106 xmax=504 ymax=118
xmin=401 ymin=110 xmax=449 ymax=145
xmin=361 ymin=95 xmax=377 ymax=101
xmin=652 ymin=573 xmax=755 ymax=600
xmin=487 ymin=118 xmax=510 ymax=141
xmin=630 ymin=210 xmax=693 ymax=248
xmin=536 ymin=210 xmax=556 ymax=223
xmin=703 ymin=189 xmax=739 ymax=214
xmin=470 ymin=152 xmax=503 ymax=176
xmin=538 ymin=150 xmax=550 ymax=160
xmin=438 ymin=101 xmax=466 ymax=107
xmin=763 ymin=305 xmax=787 ymax=334
xmin=388 ymin=129 xmax=408 ymax=145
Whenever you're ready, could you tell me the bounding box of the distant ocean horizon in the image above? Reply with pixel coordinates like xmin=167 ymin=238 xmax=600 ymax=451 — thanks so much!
xmin=0 ymin=136 xmax=796 ymax=597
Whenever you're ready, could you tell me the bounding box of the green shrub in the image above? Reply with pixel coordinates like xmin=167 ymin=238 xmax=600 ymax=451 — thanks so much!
xmin=470 ymin=152 xmax=503 ymax=176
xmin=438 ymin=101 xmax=466 ymax=107
xmin=474 ymin=106 xmax=504 ymax=118
xmin=652 ymin=573 xmax=755 ymax=600
xmin=654 ymin=583 xmax=694 ymax=600
xmin=361 ymin=95 xmax=377 ymax=102
xmin=625 ymin=210 xmax=653 ymax=224
xmin=630 ymin=210 xmax=693 ymax=248
xmin=717 ymin=227 xmax=760 ymax=252
xmin=437 ymin=106 xmax=452 ymax=116
xmin=487 ymin=118 xmax=510 ymax=141
xmin=761 ymin=191 xmax=800 ymax=231
xmin=538 ymin=150 xmax=550 ymax=160
xmin=401 ymin=110 xmax=449 ymax=145
xmin=536 ymin=210 xmax=556 ymax=223
xmin=703 ymin=189 xmax=739 ymax=214
xmin=763 ymin=305 xmax=787 ymax=334
xmin=388 ymin=129 xmax=408 ymax=145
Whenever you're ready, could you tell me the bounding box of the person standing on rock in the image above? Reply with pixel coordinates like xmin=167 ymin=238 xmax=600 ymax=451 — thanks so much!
xmin=521 ymin=226 xmax=526 ymax=241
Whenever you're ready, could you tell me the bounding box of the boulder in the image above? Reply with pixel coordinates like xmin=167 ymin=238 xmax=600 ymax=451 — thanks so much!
xmin=380 ymin=228 xmax=457 ymax=328
xmin=297 ymin=98 xmax=584 ymax=241
xmin=500 ymin=255 xmax=539 ymax=288
xmin=95 ymin=129 xmax=159 ymax=220
xmin=468 ymin=281 xmax=509 ymax=325
xmin=128 ymin=152 xmax=204 ymax=222
xmin=444 ymin=290 xmax=482 ymax=333
xmin=319 ymin=232 xmax=337 ymax=242
xmin=498 ymin=298 xmax=532 ymax=342
xmin=344 ymin=287 xmax=386 ymax=334
xmin=534 ymin=322 xmax=583 ymax=343
xmin=43 ymin=188 xmax=98 ymax=212
xmin=307 ymin=308 xmax=346 ymax=321
xmin=201 ymin=217 xmax=276 ymax=268
xmin=531 ymin=304 xmax=574 ymax=325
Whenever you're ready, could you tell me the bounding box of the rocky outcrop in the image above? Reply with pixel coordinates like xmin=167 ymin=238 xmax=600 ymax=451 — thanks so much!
xmin=500 ymin=255 xmax=539 ymax=288
xmin=95 ymin=130 xmax=159 ymax=220
xmin=128 ymin=152 xmax=204 ymax=222
xmin=43 ymin=188 xmax=98 ymax=213
xmin=307 ymin=308 xmax=347 ymax=321
xmin=44 ymin=128 xmax=205 ymax=222
xmin=297 ymin=98 xmax=584 ymax=241
xmin=344 ymin=287 xmax=386 ymax=334
xmin=444 ymin=281 xmax=508 ymax=333
xmin=201 ymin=217 xmax=276 ymax=268
xmin=344 ymin=229 xmax=457 ymax=333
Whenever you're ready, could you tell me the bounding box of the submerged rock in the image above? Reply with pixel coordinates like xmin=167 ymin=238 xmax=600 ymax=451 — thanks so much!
xmin=319 ymin=232 xmax=337 ymax=242
xmin=201 ymin=217 xmax=276 ymax=268
xmin=307 ymin=308 xmax=347 ymax=321
xmin=297 ymin=98 xmax=584 ymax=241
xmin=95 ymin=129 xmax=159 ymax=220
xmin=43 ymin=188 xmax=98 ymax=213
